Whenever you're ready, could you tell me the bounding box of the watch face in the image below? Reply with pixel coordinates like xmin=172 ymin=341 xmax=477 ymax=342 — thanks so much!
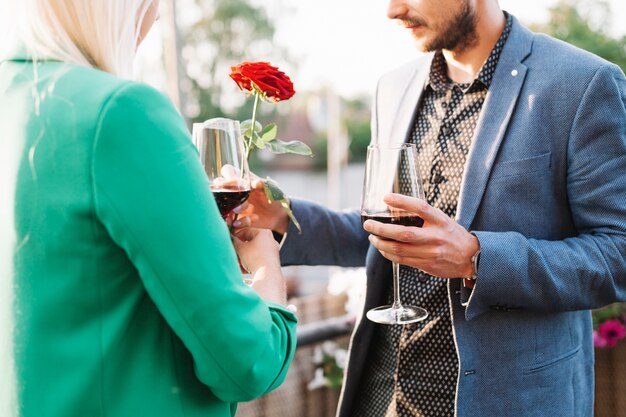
xmin=471 ymin=250 xmax=480 ymax=279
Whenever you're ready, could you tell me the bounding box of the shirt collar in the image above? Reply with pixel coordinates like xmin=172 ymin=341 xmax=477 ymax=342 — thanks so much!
xmin=428 ymin=11 xmax=513 ymax=92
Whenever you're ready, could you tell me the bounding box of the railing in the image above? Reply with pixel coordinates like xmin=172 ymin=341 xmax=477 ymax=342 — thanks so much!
xmin=236 ymin=292 xmax=354 ymax=417
xmin=296 ymin=314 xmax=355 ymax=348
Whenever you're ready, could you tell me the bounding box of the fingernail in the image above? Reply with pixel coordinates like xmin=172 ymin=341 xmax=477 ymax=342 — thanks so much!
xmin=233 ymin=206 xmax=242 ymax=214
xmin=233 ymin=220 xmax=242 ymax=227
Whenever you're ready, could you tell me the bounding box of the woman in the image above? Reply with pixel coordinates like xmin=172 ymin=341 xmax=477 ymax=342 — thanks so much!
xmin=0 ymin=1 xmax=296 ymax=416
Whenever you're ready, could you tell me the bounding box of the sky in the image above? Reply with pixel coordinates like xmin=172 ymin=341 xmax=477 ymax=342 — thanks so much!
xmin=262 ymin=0 xmax=626 ymax=98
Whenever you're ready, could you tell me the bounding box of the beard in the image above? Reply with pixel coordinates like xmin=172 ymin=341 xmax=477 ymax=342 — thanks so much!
xmin=403 ymin=1 xmax=478 ymax=53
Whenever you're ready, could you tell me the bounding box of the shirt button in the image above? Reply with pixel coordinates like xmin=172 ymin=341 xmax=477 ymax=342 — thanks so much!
xmin=511 ymin=69 xmax=519 ymax=77
xmin=441 ymin=102 xmax=448 ymax=108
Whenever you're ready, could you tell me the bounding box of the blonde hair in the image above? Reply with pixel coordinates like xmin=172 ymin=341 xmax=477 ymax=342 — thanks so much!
xmin=5 ymin=0 xmax=153 ymax=78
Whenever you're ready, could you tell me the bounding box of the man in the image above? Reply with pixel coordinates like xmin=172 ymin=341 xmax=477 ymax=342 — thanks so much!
xmin=242 ymin=0 xmax=626 ymax=415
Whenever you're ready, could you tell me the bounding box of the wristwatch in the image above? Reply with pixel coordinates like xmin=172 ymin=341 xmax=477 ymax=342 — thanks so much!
xmin=463 ymin=233 xmax=481 ymax=289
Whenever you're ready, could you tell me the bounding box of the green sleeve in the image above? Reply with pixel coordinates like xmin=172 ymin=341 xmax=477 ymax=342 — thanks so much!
xmin=91 ymin=82 xmax=297 ymax=402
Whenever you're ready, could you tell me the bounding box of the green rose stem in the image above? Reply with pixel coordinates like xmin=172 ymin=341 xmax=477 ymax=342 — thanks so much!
xmin=232 ymin=90 xmax=261 ymax=233
xmin=246 ymin=91 xmax=261 ymax=163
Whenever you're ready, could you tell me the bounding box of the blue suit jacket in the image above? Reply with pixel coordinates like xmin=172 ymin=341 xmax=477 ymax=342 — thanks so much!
xmin=281 ymin=16 xmax=626 ymax=417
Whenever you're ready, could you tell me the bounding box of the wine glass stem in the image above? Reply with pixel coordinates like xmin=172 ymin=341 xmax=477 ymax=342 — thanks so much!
xmin=391 ymin=261 xmax=403 ymax=310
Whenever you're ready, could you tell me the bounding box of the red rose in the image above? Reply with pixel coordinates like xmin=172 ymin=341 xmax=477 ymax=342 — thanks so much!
xmin=229 ymin=62 xmax=295 ymax=102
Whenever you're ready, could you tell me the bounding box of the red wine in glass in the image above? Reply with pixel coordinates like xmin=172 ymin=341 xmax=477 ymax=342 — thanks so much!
xmin=213 ymin=189 xmax=251 ymax=217
xmin=192 ymin=118 xmax=251 ymax=218
xmin=361 ymin=212 xmax=424 ymax=227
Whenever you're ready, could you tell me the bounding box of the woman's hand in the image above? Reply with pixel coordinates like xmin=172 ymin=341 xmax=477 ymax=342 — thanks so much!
xmin=232 ymin=228 xmax=280 ymax=273
xmin=232 ymin=228 xmax=287 ymax=305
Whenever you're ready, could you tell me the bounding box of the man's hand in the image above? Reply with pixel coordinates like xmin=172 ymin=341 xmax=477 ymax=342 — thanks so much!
xmin=363 ymin=193 xmax=479 ymax=279
xmin=233 ymin=176 xmax=290 ymax=234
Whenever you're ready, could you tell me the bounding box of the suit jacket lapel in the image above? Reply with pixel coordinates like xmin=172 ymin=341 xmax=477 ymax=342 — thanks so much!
xmin=456 ymin=17 xmax=534 ymax=229
xmin=375 ymin=54 xmax=433 ymax=146
xmin=392 ymin=65 xmax=431 ymax=145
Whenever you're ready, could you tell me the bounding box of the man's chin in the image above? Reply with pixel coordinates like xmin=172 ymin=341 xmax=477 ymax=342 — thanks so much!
xmin=412 ymin=38 xmax=434 ymax=53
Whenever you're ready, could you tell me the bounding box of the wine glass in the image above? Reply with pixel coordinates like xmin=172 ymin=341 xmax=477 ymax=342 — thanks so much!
xmin=361 ymin=143 xmax=429 ymax=325
xmin=192 ymin=118 xmax=251 ymax=217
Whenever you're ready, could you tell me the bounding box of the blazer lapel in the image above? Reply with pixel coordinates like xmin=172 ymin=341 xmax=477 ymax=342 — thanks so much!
xmin=392 ymin=66 xmax=431 ymax=145
xmin=456 ymin=17 xmax=534 ymax=229
xmin=375 ymin=54 xmax=433 ymax=146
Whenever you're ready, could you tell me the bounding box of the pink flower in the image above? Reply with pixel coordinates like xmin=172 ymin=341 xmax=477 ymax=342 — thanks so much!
xmin=593 ymin=330 xmax=608 ymax=348
xmin=597 ymin=319 xmax=626 ymax=347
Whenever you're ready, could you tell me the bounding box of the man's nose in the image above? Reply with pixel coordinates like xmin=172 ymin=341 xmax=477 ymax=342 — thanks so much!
xmin=386 ymin=0 xmax=410 ymax=20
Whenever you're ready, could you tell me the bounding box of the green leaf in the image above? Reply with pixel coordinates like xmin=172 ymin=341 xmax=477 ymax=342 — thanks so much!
xmin=241 ymin=119 xmax=263 ymax=138
xmin=266 ymin=139 xmax=313 ymax=156
xmin=260 ymin=123 xmax=277 ymax=142
xmin=592 ymin=302 xmax=626 ymax=329
xmin=251 ymin=132 xmax=266 ymax=149
xmin=281 ymin=200 xmax=302 ymax=233
xmin=262 ymin=177 xmax=302 ymax=233
xmin=263 ymin=177 xmax=286 ymax=201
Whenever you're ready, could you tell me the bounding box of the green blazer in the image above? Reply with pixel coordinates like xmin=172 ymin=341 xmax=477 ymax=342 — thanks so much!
xmin=0 ymin=56 xmax=297 ymax=417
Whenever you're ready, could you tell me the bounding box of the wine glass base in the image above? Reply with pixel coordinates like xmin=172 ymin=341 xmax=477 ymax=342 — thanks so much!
xmin=366 ymin=305 xmax=428 ymax=325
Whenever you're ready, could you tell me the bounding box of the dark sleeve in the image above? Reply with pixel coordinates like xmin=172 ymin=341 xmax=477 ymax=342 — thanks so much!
xmin=280 ymin=198 xmax=370 ymax=267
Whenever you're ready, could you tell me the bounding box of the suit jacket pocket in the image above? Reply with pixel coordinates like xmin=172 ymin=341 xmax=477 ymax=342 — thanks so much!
xmin=522 ymin=345 xmax=580 ymax=375
xmin=490 ymin=152 xmax=552 ymax=180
